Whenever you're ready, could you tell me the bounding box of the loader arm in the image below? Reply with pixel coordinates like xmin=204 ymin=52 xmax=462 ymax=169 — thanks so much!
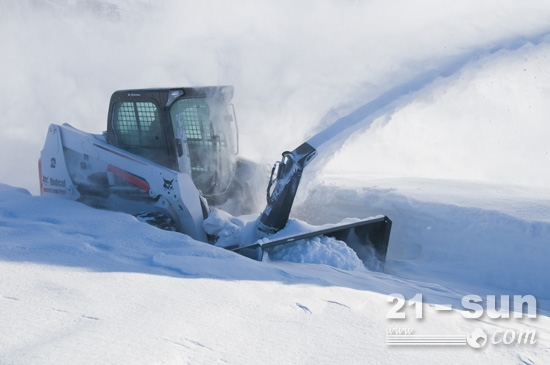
xmin=40 ymin=124 xmax=208 ymax=242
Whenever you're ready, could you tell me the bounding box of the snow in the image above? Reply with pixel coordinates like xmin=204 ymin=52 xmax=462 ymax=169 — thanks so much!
xmin=2 ymin=178 xmax=549 ymax=364
xmin=265 ymin=234 xmax=370 ymax=272
xmin=1 ymin=0 xmax=550 ymax=364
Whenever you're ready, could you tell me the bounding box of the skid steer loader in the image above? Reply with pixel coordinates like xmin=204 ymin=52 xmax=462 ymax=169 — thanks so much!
xmin=39 ymin=86 xmax=392 ymax=266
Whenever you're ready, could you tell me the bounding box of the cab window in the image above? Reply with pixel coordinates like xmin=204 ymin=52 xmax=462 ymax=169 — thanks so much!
xmin=111 ymin=101 xmax=169 ymax=166
xmin=170 ymin=98 xmax=229 ymax=192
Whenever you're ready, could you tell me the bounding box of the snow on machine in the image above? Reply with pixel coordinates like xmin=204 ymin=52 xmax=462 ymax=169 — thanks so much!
xmin=38 ymin=86 xmax=391 ymax=266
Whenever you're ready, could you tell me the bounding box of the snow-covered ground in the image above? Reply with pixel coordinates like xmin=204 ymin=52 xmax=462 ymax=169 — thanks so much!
xmin=1 ymin=179 xmax=549 ymax=364
xmin=1 ymin=1 xmax=550 ymax=364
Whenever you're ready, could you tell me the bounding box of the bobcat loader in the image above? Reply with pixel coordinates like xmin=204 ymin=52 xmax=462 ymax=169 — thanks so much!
xmin=39 ymin=86 xmax=391 ymax=266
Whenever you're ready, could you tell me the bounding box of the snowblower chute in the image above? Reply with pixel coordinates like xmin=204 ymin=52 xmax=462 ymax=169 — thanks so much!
xmin=233 ymin=141 xmax=392 ymax=266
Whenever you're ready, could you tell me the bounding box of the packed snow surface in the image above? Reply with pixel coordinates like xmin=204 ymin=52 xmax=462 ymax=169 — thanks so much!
xmin=1 ymin=0 xmax=550 ymax=364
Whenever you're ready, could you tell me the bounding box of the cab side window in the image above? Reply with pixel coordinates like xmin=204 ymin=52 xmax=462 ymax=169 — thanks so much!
xmin=112 ymin=102 xmax=163 ymax=147
xmin=111 ymin=101 xmax=169 ymax=166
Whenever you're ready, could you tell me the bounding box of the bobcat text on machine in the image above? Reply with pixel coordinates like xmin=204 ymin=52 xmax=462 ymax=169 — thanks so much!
xmin=39 ymin=86 xmax=392 ymax=266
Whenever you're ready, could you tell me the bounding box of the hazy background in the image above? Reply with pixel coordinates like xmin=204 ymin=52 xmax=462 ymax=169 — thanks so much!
xmin=1 ymin=0 xmax=549 ymax=194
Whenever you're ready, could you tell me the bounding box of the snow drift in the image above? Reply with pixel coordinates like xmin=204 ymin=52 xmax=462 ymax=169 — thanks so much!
xmin=1 ymin=179 xmax=549 ymax=364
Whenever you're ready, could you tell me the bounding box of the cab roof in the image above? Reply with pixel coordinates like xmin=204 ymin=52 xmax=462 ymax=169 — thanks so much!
xmin=109 ymin=86 xmax=234 ymax=107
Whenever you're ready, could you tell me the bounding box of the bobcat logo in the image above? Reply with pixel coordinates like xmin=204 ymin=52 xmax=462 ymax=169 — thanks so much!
xmin=163 ymin=178 xmax=174 ymax=190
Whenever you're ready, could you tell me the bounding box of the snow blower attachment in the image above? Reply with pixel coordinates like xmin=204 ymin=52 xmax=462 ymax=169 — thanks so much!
xmin=232 ymin=142 xmax=392 ymax=266
xmin=38 ymin=86 xmax=392 ymax=269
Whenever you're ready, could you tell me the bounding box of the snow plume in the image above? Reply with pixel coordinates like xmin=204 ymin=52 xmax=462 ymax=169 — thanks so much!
xmin=2 ymin=0 xmax=550 ymax=194
xmin=320 ymin=37 xmax=550 ymax=188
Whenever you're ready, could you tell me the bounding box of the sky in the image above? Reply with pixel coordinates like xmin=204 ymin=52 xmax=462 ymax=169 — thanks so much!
xmin=1 ymin=0 xmax=550 ymax=194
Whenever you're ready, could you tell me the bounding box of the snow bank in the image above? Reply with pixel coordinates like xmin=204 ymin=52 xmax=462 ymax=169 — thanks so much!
xmin=293 ymin=179 xmax=550 ymax=302
xmin=0 ymin=183 xmax=375 ymax=279
xmin=2 ymin=182 xmax=550 ymax=364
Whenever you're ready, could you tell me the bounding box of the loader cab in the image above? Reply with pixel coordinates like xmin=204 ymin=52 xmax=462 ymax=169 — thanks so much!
xmin=106 ymin=86 xmax=239 ymax=200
